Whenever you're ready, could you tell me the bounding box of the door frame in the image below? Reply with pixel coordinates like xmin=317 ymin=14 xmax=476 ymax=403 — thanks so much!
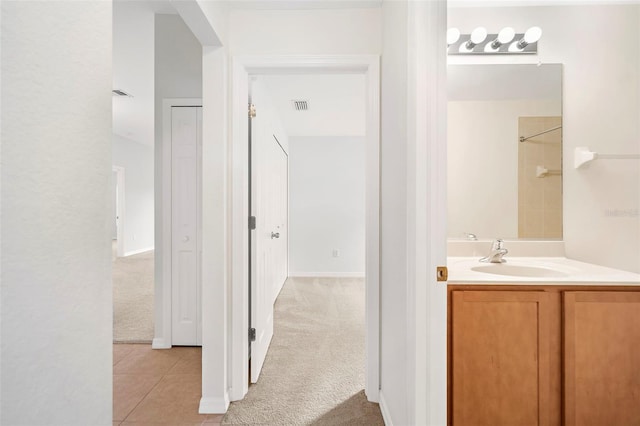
xmin=229 ymin=55 xmax=381 ymax=402
xmin=154 ymin=98 xmax=203 ymax=349
xmin=112 ymin=165 xmax=125 ymax=258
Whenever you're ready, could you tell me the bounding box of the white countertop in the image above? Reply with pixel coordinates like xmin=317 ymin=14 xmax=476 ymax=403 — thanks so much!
xmin=448 ymin=256 xmax=640 ymax=285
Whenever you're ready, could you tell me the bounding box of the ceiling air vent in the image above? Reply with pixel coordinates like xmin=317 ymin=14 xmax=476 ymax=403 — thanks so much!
xmin=112 ymin=89 xmax=133 ymax=97
xmin=292 ymin=100 xmax=309 ymax=111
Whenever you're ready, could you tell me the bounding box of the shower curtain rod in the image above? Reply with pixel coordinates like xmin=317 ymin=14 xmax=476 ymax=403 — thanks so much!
xmin=519 ymin=125 xmax=562 ymax=143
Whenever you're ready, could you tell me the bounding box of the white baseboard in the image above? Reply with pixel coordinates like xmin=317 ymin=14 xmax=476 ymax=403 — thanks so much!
xmin=199 ymin=394 xmax=230 ymax=414
xmin=152 ymin=337 xmax=171 ymax=349
xmin=123 ymin=246 xmax=154 ymax=257
xmin=289 ymin=272 xmax=365 ymax=278
xmin=379 ymin=390 xmax=393 ymax=426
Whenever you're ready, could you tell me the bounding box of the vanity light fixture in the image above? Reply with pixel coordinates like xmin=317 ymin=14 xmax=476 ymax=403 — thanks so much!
xmin=448 ymin=26 xmax=542 ymax=55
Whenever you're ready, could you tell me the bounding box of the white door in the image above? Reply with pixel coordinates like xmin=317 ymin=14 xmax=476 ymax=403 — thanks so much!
xmin=171 ymin=106 xmax=202 ymax=346
xmin=250 ymin=107 xmax=288 ymax=382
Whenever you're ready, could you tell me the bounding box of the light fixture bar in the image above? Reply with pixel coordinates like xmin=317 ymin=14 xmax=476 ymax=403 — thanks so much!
xmin=448 ymin=30 xmax=540 ymax=55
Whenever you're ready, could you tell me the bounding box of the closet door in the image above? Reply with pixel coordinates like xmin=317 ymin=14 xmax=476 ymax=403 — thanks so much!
xmin=171 ymin=106 xmax=202 ymax=346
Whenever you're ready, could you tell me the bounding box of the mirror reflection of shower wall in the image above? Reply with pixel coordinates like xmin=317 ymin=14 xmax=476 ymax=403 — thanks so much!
xmin=518 ymin=117 xmax=563 ymax=239
xmin=447 ymin=63 xmax=563 ymax=240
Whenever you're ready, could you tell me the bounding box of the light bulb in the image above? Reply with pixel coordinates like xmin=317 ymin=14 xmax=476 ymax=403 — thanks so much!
xmin=497 ymin=27 xmax=516 ymax=44
xmin=464 ymin=27 xmax=487 ymax=51
xmin=524 ymin=26 xmax=542 ymax=44
xmin=516 ymin=26 xmax=542 ymax=49
xmin=447 ymin=28 xmax=461 ymax=45
xmin=488 ymin=27 xmax=515 ymax=51
xmin=470 ymin=27 xmax=488 ymax=44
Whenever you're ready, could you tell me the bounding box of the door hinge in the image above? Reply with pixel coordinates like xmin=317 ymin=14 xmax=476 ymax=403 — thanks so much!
xmin=249 ymin=216 xmax=256 ymax=230
xmin=249 ymin=328 xmax=256 ymax=342
xmin=248 ymin=103 xmax=256 ymax=118
xmin=437 ymin=266 xmax=448 ymax=282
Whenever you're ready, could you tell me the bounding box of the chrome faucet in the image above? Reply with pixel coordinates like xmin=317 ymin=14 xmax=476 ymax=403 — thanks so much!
xmin=480 ymin=239 xmax=508 ymax=263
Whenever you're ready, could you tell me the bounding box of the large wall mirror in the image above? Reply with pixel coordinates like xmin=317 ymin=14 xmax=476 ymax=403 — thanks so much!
xmin=448 ymin=63 xmax=563 ymax=240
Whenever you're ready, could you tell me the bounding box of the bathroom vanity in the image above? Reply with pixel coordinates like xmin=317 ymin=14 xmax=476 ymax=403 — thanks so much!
xmin=447 ymin=255 xmax=640 ymax=426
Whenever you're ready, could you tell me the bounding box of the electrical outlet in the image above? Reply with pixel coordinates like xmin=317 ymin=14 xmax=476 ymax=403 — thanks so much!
xmin=332 ymin=249 xmax=340 ymax=258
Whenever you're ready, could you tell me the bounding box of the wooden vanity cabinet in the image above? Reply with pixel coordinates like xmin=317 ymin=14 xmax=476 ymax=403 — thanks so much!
xmin=563 ymin=291 xmax=640 ymax=426
xmin=449 ymin=286 xmax=640 ymax=426
xmin=450 ymin=290 xmax=561 ymax=426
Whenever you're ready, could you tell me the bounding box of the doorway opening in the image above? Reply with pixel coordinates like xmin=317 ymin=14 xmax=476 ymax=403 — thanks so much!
xmin=229 ymin=56 xmax=381 ymax=407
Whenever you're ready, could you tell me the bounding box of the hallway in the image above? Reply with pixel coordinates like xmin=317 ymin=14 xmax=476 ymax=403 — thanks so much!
xmin=222 ymin=277 xmax=383 ymax=425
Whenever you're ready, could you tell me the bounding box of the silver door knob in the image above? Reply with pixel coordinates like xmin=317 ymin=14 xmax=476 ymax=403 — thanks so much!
xmin=271 ymin=232 xmax=280 ymax=239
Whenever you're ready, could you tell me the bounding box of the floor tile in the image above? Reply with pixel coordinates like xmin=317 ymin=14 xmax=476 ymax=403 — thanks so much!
xmin=113 ymin=346 xmax=182 ymax=375
xmin=171 ymin=346 xmax=202 ymax=359
xmin=113 ymin=374 xmax=163 ymax=421
xmin=124 ymin=375 xmax=207 ymax=424
xmin=113 ymin=344 xmax=137 ymax=366
xmin=167 ymin=355 xmax=202 ymax=375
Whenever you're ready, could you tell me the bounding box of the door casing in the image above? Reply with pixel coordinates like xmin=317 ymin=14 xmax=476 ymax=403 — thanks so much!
xmin=229 ymin=55 xmax=381 ymax=402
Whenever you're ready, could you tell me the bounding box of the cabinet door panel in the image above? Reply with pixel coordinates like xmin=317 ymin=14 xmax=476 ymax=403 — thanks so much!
xmin=452 ymin=290 xmax=553 ymax=426
xmin=564 ymin=291 xmax=640 ymax=426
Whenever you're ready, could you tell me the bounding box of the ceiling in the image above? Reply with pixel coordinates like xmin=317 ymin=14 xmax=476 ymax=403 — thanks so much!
xmin=259 ymin=74 xmax=367 ymax=137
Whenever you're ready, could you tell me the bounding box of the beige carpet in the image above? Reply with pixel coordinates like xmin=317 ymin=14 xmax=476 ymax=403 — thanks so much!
xmin=113 ymin=248 xmax=154 ymax=343
xmin=222 ymin=277 xmax=384 ymax=425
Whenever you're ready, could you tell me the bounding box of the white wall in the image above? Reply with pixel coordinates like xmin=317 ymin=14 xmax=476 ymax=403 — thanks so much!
xmin=113 ymin=134 xmax=155 ymax=255
xmin=449 ymin=4 xmax=640 ymax=273
xmin=228 ymin=8 xmax=381 ymax=55
xmin=289 ymin=137 xmax=365 ymax=276
xmin=380 ymin=2 xmax=448 ymax=424
xmin=1 ymin=1 xmax=113 ymax=424
xmin=448 ymin=99 xmax=561 ymax=239
xmin=154 ymin=13 xmax=203 ymax=343
xmin=380 ymin=2 xmax=410 ymax=424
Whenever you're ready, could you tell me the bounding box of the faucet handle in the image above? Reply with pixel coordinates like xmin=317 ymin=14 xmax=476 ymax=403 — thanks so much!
xmin=491 ymin=239 xmax=505 ymax=250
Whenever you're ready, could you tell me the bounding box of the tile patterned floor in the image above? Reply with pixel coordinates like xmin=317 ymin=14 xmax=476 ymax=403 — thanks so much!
xmin=113 ymin=344 xmax=223 ymax=426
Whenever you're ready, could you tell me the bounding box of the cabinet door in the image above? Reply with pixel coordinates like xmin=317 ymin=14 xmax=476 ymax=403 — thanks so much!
xmin=452 ymin=290 xmax=555 ymax=426
xmin=564 ymin=291 xmax=640 ymax=426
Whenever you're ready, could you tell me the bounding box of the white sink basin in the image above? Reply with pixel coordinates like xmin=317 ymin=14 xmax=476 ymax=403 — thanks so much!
xmin=471 ymin=263 xmax=569 ymax=278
